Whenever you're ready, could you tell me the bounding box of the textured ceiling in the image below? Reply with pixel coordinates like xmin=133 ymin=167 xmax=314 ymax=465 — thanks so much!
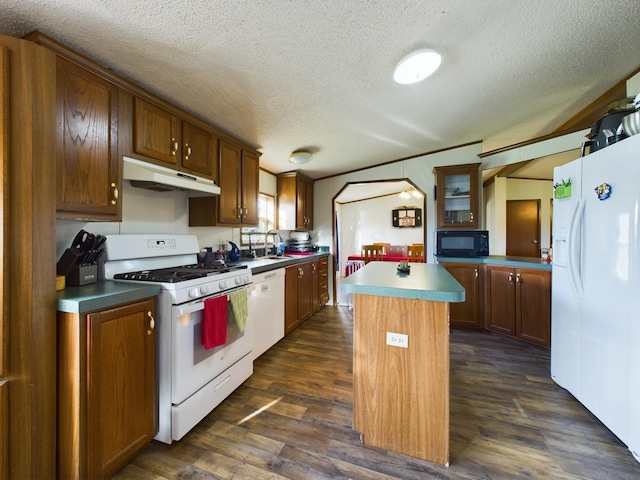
xmin=2 ymin=1 xmax=640 ymax=180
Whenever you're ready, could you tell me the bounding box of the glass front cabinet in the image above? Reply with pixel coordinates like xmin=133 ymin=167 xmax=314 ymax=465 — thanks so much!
xmin=434 ymin=163 xmax=480 ymax=229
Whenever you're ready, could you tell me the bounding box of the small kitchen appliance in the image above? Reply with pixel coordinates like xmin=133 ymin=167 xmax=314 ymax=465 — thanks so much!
xmin=435 ymin=230 xmax=489 ymax=257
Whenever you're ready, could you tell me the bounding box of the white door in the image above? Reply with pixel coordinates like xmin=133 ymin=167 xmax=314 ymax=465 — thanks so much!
xmin=578 ymin=135 xmax=640 ymax=450
xmin=551 ymin=157 xmax=582 ymax=394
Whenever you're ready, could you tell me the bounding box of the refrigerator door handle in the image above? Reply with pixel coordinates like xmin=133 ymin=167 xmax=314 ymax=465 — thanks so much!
xmin=568 ymin=199 xmax=585 ymax=297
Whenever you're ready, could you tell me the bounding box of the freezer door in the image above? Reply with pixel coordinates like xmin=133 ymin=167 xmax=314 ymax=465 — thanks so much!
xmin=551 ymin=158 xmax=582 ymax=393
xmin=578 ymin=135 xmax=640 ymax=450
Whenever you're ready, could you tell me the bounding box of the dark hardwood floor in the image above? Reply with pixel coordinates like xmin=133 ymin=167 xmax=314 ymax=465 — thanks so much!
xmin=113 ymin=306 xmax=639 ymax=479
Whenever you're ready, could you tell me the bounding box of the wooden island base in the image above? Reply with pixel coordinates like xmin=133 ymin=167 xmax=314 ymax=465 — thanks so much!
xmin=352 ymin=293 xmax=450 ymax=466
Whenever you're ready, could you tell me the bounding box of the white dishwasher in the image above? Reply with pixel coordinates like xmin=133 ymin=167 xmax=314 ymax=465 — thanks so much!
xmin=250 ymin=268 xmax=285 ymax=360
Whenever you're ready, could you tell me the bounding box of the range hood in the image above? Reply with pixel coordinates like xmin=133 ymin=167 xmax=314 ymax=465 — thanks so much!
xmin=122 ymin=156 xmax=220 ymax=196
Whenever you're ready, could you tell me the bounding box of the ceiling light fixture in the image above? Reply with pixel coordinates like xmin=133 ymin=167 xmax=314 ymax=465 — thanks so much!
xmin=399 ymin=187 xmax=423 ymax=200
xmin=289 ymin=151 xmax=313 ymax=165
xmin=393 ymin=49 xmax=441 ymax=85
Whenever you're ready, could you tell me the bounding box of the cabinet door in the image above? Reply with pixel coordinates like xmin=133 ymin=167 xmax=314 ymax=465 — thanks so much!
xmin=318 ymin=257 xmax=329 ymax=307
xmin=182 ymin=121 xmax=217 ymax=179
xmin=311 ymin=259 xmax=320 ymax=313
xmin=486 ymin=266 xmax=516 ymax=335
xmin=434 ymin=164 xmax=479 ymax=229
xmin=297 ymin=262 xmax=313 ymax=321
xmin=516 ymin=269 xmax=551 ymax=347
xmin=296 ymin=177 xmax=313 ymax=229
xmin=241 ymin=150 xmax=259 ymax=225
xmin=133 ymin=97 xmax=180 ymax=165
xmin=217 ymin=139 xmax=242 ymax=224
xmin=443 ymin=263 xmax=483 ymax=329
xmin=285 ymin=265 xmax=300 ymax=334
xmin=57 ymin=58 xmax=120 ymax=220
xmin=276 ymin=175 xmax=297 ymax=230
xmin=87 ymin=299 xmax=156 ymax=479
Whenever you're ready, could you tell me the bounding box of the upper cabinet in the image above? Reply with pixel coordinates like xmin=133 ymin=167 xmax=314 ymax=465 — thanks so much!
xmin=189 ymin=140 xmax=259 ymax=226
xmin=434 ymin=163 xmax=480 ymax=229
xmin=133 ymin=97 xmax=218 ymax=180
xmin=25 ymin=32 xmax=121 ymax=221
xmin=277 ymin=172 xmax=314 ymax=230
xmin=217 ymin=140 xmax=259 ymax=225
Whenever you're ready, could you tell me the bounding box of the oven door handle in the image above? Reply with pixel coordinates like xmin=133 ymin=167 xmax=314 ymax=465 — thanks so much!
xmin=175 ymin=285 xmax=254 ymax=316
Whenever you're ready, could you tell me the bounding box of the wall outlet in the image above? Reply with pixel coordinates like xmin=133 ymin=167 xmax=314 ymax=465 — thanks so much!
xmin=386 ymin=332 xmax=408 ymax=348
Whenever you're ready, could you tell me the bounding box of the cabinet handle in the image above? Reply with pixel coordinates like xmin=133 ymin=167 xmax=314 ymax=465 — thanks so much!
xmin=298 ymin=267 xmax=303 ymax=277
xmin=474 ymin=268 xmax=478 ymax=278
xmin=147 ymin=311 xmax=156 ymax=335
xmin=185 ymin=144 xmax=192 ymax=161
xmin=110 ymin=182 xmax=119 ymax=205
xmin=170 ymin=138 xmax=178 ymax=156
xmin=235 ymin=207 xmax=241 ymax=219
xmin=515 ymin=273 xmax=521 ymax=284
xmin=470 ymin=212 xmax=474 ymax=221
xmin=508 ymin=272 xmax=513 ymax=283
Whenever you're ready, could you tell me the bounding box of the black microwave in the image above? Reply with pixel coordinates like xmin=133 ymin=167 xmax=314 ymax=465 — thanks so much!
xmin=436 ymin=230 xmax=489 ymax=257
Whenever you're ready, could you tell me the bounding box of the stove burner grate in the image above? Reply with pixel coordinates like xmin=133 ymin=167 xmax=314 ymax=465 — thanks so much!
xmin=113 ymin=263 xmax=248 ymax=283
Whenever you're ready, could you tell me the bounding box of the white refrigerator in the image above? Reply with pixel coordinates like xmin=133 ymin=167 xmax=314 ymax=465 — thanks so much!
xmin=551 ymin=133 xmax=640 ymax=463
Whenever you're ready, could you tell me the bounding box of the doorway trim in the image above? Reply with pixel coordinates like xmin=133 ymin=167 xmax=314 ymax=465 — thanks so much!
xmin=331 ymin=178 xmax=427 ymax=305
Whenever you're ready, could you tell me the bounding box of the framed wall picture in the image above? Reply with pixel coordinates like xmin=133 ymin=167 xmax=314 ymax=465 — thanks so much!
xmin=392 ymin=207 xmax=422 ymax=228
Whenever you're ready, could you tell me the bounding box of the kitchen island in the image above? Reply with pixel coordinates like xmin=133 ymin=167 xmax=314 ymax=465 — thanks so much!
xmin=340 ymin=261 xmax=464 ymax=465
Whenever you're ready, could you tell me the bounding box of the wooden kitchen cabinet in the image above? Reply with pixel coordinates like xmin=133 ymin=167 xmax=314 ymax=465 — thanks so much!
xmin=133 ymin=97 xmax=218 ymax=179
xmin=317 ymin=257 xmax=329 ymax=310
xmin=434 ymin=163 xmax=480 ymax=229
xmin=57 ymin=298 xmax=157 ymax=479
xmin=485 ymin=265 xmax=551 ymax=347
xmin=187 ymin=140 xmax=259 ymax=227
xmin=285 ymin=257 xmax=329 ymax=334
xmin=441 ymin=262 xmax=484 ymax=329
xmin=285 ymin=262 xmax=311 ymax=334
xmin=311 ymin=258 xmax=329 ymax=313
xmin=24 ymin=31 xmax=121 ymax=222
xmin=277 ymin=172 xmax=314 ymax=230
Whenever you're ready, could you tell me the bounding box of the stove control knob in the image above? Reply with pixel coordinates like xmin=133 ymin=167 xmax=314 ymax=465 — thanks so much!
xmin=189 ymin=288 xmax=200 ymax=299
xmin=200 ymin=285 xmax=210 ymax=295
xmin=219 ymin=280 xmax=228 ymax=290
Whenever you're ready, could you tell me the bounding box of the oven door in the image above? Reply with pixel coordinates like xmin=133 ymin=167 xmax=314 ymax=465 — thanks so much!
xmin=171 ymin=287 xmax=252 ymax=405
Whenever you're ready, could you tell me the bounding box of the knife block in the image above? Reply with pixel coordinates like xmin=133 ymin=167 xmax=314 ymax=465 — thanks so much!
xmin=66 ymin=264 xmax=98 ymax=286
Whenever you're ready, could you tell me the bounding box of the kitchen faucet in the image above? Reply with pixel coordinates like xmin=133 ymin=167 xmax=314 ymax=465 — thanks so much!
xmin=265 ymin=230 xmax=281 ymax=256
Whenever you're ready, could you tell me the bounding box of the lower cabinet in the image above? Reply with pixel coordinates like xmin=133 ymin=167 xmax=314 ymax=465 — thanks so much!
xmin=285 ymin=262 xmax=312 ymax=334
xmin=57 ymin=297 xmax=157 ymax=479
xmin=285 ymin=257 xmax=329 ymax=334
xmin=485 ymin=266 xmax=551 ymax=347
xmin=441 ymin=262 xmax=484 ymax=329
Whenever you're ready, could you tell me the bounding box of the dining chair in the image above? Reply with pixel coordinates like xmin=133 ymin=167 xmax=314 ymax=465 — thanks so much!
xmin=407 ymin=244 xmax=424 ymax=263
xmin=361 ymin=244 xmax=384 ymax=264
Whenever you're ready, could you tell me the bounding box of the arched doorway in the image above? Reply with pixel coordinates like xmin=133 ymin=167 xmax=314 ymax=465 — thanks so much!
xmin=332 ymin=179 xmax=426 ymax=305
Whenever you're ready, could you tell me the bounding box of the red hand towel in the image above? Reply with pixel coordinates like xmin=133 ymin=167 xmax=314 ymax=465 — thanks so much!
xmin=201 ymin=296 xmax=228 ymax=349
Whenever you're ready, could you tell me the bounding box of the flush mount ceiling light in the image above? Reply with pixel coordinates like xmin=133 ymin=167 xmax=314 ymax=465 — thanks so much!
xmin=393 ymin=49 xmax=441 ymax=85
xmin=289 ymin=151 xmax=313 ymax=165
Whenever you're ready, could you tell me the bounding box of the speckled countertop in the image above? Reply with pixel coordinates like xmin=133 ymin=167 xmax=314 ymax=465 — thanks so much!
xmin=340 ymin=261 xmax=465 ymax=302
xmin=436 ymin=255 xmax=552 ymax=271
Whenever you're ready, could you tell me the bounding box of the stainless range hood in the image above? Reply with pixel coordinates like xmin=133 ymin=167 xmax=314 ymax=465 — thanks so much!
xmin=122 ymin=156 xmax=221 ymax=195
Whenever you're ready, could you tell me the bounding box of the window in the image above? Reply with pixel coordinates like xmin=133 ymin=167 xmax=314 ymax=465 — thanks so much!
xmin=241 ymin=193 xmax=275 ymax=246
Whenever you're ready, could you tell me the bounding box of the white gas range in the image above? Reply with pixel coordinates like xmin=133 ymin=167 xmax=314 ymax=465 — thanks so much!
xmin=103 ymin=234 xmax=253 ymax=444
